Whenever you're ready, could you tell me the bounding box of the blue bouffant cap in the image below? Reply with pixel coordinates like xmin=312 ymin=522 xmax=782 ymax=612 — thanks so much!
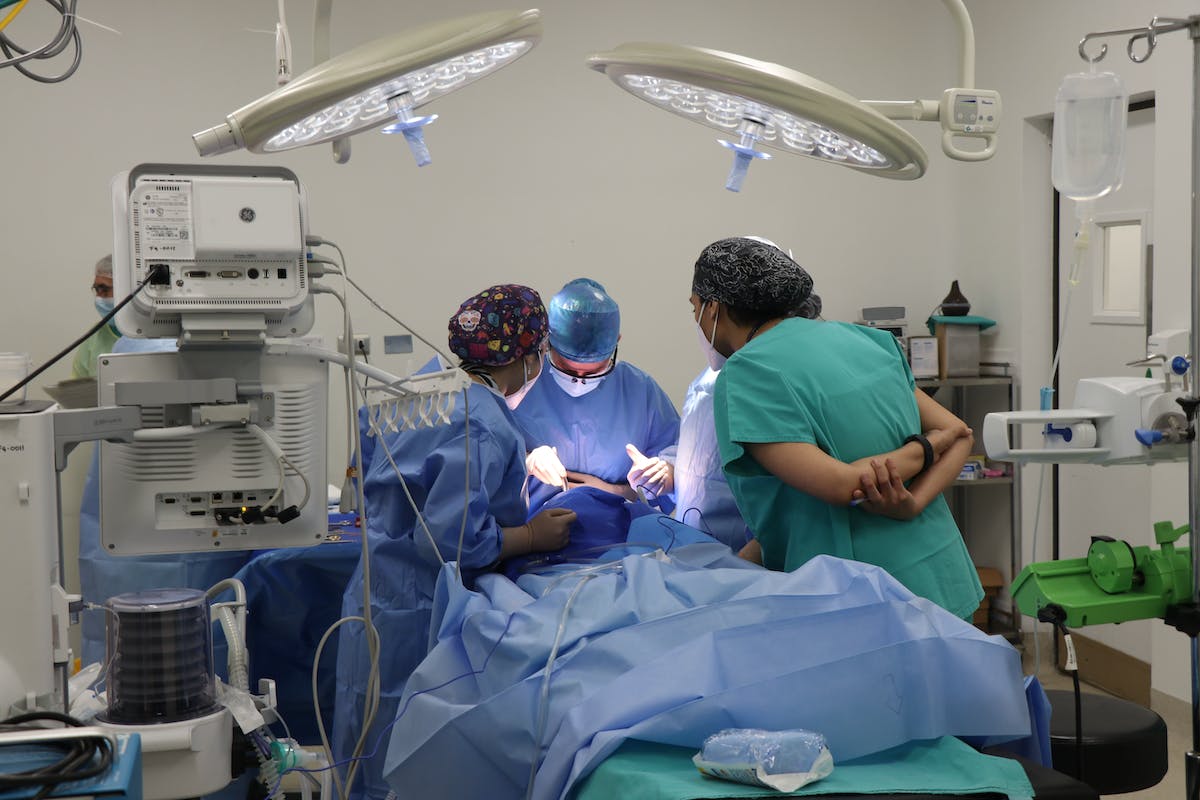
xmin=548 ymin=278 xmax=620 ymax=363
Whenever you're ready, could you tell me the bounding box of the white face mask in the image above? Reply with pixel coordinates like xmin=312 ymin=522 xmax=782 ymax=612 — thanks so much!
xmin=550 ymin=365 xmax=605 ymax=398
xmin=695 ymin=302 xmax=726 ymax=371
xmin=505 ymin=355 xmax=541 ymax=410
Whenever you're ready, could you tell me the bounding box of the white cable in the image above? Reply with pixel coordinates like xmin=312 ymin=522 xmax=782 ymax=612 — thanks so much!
xmin=455 ymin=388 xmax=470 ymax=583
xmin=244 ymin=423 xmax=312 ymax=513
xmin=526 ymin=575 xmax=593 ymax=800
xmin=309 ymin=280 xmax=360 ymax=496
xmin=309 ymin=237 xmax=472 ymax=797
xmin=308 ymin=277 xmax=361 ymax=512
xmin=1025 ymin=208 xmax=1089 ymax=675
xmin=337 ymin=271 xmax=457 ymax=366
xmin=132 ymin=423 xmax=229 ymax=441
xmin=379 ymin=436 xmax=445 ymax=567
xmin=266 ymin=343 xmax=410 ymax=396
xmin=310 ymin=246 xmax=381 ymax=800
xmin=281 ymin=451 xmax=312 ymax=510
xmin=313 ymin=615 xmax=376 ymax=800
xmin=245 ymin=423 xmax=289 ymax=508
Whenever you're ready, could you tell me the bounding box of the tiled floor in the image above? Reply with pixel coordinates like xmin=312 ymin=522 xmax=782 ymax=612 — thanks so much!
xmin=1022 ymin=637 xmax=1189 ymax=800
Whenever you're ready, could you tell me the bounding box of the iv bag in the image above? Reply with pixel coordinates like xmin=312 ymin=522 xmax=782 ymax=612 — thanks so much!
xmin=1051 ymin=70 xmax=1128 ymax=200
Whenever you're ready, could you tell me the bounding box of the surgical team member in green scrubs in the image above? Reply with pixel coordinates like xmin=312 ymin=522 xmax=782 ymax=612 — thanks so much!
xmin=694 ymin=237 xmax=984 ymax=619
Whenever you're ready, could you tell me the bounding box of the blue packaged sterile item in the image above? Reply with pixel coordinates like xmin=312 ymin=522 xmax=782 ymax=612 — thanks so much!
xmin=693 ymin=728 xmax=834 ymax=791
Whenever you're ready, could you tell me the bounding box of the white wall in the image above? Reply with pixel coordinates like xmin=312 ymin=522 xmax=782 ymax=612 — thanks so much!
xmin=3 ymin=1 xmax=1197 ymax=693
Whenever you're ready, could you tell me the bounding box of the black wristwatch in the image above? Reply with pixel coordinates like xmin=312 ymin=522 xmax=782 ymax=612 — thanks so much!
xmin=903 ymin=433 xmax=935 ymax=476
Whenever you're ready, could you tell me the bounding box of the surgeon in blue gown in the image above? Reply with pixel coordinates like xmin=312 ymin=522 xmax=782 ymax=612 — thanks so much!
xmin=514 ymin=278 xmax=680 ymax=514
xmin=78 ymin=337 xmax=252 ymax=669
xmin=333 ymin=285 xmax=577 ymax=800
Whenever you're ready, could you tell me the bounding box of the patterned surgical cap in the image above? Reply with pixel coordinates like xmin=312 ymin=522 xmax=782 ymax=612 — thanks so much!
xmin=692 ymin=237 xmax=821 ymax=319
xmin=448 ymin=284 xmax=548 ymax=366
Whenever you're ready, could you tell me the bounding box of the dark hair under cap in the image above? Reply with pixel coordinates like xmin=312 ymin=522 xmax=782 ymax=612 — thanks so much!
xmin=692 ymin=237 xmax=821 ymax=320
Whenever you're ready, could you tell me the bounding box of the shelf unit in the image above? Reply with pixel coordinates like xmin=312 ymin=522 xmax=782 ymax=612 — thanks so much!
xmin=917 ymin=373 xmax=1021 ymax=641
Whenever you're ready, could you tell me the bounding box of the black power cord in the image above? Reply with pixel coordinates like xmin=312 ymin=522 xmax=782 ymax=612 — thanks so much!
xmin=0 ymin=264 xmax=169 ymax=404
xmin=0 ymin=711 xmax=114 ymax=800
xmin=1039 ymin=605 xmax=1084 ymax=782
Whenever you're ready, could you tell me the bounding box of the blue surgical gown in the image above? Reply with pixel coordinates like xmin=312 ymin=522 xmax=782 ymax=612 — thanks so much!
xmin=514 ymin=358 xmax=680 ymax=513
xmin=665 ymin=367 xmax=752 ymax=550
xmin=333 ymin=381 xmax=529 ymax=800
xmin=77 ymin=338 xmax=251 ymax=668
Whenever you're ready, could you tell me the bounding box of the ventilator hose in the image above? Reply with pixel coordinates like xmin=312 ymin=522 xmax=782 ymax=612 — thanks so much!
xmin=216 ymin=605 xmax=249 ymax=692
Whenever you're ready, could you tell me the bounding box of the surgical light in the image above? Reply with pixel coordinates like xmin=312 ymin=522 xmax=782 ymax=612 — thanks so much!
xmin=589 ymin=46 xmax=925 ymax=190
xmin=193 ymin=9 xmax=542 ymax=166
xmin=586 ymin=0 xmax=1000 ymax=191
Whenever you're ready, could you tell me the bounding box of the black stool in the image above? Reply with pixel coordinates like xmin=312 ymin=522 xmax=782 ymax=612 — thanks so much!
xmin=1046 ymin=689 xmax=1168 ymax=794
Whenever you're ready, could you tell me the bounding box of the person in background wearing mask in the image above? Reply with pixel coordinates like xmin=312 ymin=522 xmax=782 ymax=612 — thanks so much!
xmin=630 ymin=236 xmax=813 ymax=551
xmin=334 ymin=285 xmax=576 ymax=800
xmin=694 ymin=237 xmax=983 ymax=620
xmin=513 ymin=278 xmax=680 ymax=513
xmin=71 ymin=255 xmax=120 ymax=378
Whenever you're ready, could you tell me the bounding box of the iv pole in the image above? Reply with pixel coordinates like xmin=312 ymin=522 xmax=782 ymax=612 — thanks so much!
xmin=1079 ymin=15 xmax=1200 ymax=800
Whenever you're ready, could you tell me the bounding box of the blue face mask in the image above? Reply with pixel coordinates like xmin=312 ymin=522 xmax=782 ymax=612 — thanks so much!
xmin=95 ymin=298 xmax=120 ymax=335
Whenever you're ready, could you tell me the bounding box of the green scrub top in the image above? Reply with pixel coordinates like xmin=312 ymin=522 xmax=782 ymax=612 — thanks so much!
xmin=714 ymin=318 xmax=983 ymax=619
xmin=71 ymin=325 xmax=120 ymax=379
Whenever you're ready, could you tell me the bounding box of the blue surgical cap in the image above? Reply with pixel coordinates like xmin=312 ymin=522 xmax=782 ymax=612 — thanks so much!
xmin=548 ymin=278 xmax=620 ymax=363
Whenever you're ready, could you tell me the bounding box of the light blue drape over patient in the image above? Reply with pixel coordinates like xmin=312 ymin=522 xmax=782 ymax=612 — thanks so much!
xmin=382 ymin=553 xmax=1033 ymax=800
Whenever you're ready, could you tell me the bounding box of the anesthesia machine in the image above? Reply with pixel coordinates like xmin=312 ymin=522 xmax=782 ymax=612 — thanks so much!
xmin=0 ymin=164 xmax=469 ymax=799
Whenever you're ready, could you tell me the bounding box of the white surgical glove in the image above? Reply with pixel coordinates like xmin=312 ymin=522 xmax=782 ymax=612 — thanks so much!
xmin=526 ymin=445 xmax=567 ymax=488
xmin=625 ymin=443 xmax=674 ymax=497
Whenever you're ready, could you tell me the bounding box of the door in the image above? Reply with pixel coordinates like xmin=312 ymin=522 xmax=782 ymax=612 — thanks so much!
xmin=1054 ymin=103 xmax=1155 ymax=685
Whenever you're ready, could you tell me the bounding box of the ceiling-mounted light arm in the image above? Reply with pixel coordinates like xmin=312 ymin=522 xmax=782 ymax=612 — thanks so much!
xmin=275 ymin=0 xmax=293 ymax=86
xmin=863 ymin=0 xmax=1000 ymax=163
xmin=312 ymin=0 xmax=351 ymax=163
xmin=942 ymin=0 xmax=975 ymax=89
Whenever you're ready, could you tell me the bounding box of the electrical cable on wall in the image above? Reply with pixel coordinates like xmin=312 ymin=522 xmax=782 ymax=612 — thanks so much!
xmin=0 ymin=0 xmax=82 ymax=83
